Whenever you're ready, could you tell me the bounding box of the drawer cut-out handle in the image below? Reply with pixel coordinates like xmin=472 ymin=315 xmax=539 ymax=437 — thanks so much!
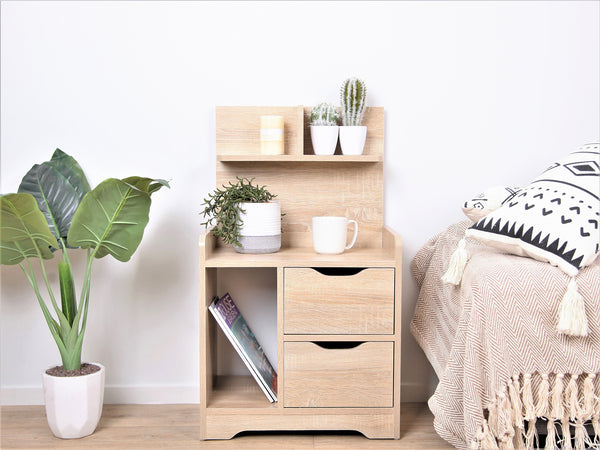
xmin=312 ymin=268 xmax=365 ymax=277
xmin=312 ymin=341 xmax=364 ymax=350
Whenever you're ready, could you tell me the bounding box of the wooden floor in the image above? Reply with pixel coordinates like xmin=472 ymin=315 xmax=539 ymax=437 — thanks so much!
xmin=1 ymin=403 xmax=453 ymax=449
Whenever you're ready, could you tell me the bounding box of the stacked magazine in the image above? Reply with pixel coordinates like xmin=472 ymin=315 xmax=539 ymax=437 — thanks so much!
xmin=208 ymin=292 xmax=277 ymax=402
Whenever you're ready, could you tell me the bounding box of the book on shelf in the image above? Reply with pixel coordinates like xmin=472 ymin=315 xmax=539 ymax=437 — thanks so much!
xmin=208 ymin=292 xmax=278 ymax=402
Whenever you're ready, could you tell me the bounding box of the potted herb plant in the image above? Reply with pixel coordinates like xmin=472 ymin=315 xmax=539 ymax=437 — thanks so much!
xmin=201 ymin=177 xmax=281 ymax=254
xmin=339 ymin=77 xmax=368 ymax=155
xmin=310 ymin=102 xmax=340 ymax=155
xmin=0 ymin=149 xmax=168 ymax=439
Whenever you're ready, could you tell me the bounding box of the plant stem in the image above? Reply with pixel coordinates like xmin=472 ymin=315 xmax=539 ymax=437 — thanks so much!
xmin=18 ymin=259 xmax=69 ymax=361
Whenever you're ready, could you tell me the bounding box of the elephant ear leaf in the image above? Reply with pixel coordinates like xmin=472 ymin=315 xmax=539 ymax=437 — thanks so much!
xmin=0 ymin=193 xmax=59 ymax=265
xmin=67 ymin=178 xmax=168 ymax=262
xmin=121 ymin=177 xmax=170 ymax=195
xmin=18 ymin=149 xmax=91 ymax=247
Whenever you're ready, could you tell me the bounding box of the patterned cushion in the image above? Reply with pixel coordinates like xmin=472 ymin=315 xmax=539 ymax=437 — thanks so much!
xmin=462 ymin=186 xmax=521 ymax=221
xmin=466 ymin=144 xmax=600 ymax=276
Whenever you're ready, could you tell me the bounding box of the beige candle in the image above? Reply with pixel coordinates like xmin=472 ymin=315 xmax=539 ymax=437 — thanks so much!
xmin=260 ymin=115 xmax=284 ymax=155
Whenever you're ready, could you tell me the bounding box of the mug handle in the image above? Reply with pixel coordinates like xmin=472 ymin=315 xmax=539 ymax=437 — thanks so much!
xmin=345 ymin=220 xmax=358 ymax=250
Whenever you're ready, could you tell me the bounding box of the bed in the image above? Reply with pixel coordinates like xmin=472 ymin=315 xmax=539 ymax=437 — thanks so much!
xmin=410 ymin=220 xmax=600 ymax=450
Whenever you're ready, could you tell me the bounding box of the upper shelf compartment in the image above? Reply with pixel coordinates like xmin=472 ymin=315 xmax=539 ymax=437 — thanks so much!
xmin=215 ymin=106 xmax=384 ymax=161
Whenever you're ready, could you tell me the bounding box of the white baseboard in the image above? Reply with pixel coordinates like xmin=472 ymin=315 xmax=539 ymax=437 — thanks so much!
xmin=1 ymin=385 xmax=200 ymax=406
xmin=401 ymin=381 xmax=434 ymax=403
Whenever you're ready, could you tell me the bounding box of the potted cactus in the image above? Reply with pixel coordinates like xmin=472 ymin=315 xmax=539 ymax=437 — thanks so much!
xmin=339 ymin=77 xmax=367 ymax=155
xmin=310 ymin=102 xmax=340 ymax=155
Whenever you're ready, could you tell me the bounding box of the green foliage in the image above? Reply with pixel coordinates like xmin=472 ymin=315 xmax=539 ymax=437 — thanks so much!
xmin=0 ymin=149 xmax=169 ymax=371
xmin=310 ymin=103 xmax=340 ymax=126
xmin=0 ymin=193 xmax=59 ymax=264
xmin=201 ymin=177 xmax=277 ymax=247
xmin=18 ymin=149 xmax=91 ymax=247
xmin=68 ymin=178 xmax=169 ymax=262
xmin=340 ymin=77 xmax=367 ymax=126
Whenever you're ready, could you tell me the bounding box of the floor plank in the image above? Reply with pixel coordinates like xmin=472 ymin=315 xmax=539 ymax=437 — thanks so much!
xmin=1 ymin=403 xmax=453 ymax=449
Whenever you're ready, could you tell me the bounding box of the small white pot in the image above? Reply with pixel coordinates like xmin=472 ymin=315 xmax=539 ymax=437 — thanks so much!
xmin=43 ymin=363 xmax=105 ymax=439
xmin=339 ymin=126 xmax=367 ymax=155
xmin=235 ymin=201 xmax=281 ymax=254
xmin=310 ymin=125 xmax=339 ymax=155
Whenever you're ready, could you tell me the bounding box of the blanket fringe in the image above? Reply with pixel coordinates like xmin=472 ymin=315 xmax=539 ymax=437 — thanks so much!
xmin=472 ymin=372 xmax=600 ymax=450
xmin=537 ymin=374 xmax=551 ymax=417
xmin=551 ymin=374 xmax=565 ymax=421
xmin=545 ymin=420 xmax=556 ymax=450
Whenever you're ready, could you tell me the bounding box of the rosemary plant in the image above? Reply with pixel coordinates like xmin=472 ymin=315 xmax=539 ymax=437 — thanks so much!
xmin=201 ymin=177 xmax=277 ymax=246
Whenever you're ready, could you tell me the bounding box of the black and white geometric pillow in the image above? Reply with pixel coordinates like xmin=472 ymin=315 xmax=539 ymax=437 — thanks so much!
xmin=466 ymin=144 xmax=600 ymax=276
xmin=462 ymin=185 xmax=521 ymax=222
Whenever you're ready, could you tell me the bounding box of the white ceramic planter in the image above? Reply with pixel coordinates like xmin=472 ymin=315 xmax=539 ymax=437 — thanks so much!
xmin=43 ymin=363 xmax=105 ymax=439
xmin=235 ymin=201 xmax=281 ymax=254
xmin=310 ymin=125 xmax=339 ymax=155
xmin=339 ymin=126 xmax=367 ymax=155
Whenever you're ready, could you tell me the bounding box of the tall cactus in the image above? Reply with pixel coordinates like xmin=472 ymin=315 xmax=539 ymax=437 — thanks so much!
xmin=340 ymin=77 xmax=367 ymax=126
xmin=310 ymin=102 xmax=340 ymax=126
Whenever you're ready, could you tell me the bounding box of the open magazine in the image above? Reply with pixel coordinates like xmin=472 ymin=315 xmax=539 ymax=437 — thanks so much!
xmin=208 ymin=293 xmax=277 ymax=402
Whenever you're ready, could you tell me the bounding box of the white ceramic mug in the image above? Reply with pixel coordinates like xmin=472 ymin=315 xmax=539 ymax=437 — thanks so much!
xmin=312 ymin=216 xmax=358 ymax=254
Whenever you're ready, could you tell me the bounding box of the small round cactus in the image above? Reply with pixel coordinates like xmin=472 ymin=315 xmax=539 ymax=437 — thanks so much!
xmin=310 ymin=103 xmax=340 ymax=126
xmin=340 ymin=77 xmax=367 ymax=126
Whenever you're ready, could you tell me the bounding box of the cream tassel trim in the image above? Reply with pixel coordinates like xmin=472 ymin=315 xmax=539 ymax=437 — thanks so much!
xmin=522 ymin=373 xmax=535 ymax=421
xmin=561 ymin=417 xmax=573 ymax=450
xmin=536 ymin=373 xmax=550 ymax=417
xmin=550 ymin=373 xmax=565 ymax=420
xmin=509 ymin=375 xmax=524 ymax=429
xmin=565 ymin=374 xmax=579 ymax=422
xmin=442 ymin=237 xmax=469 ymax=285
xmin=478 ymin=419 xmax=500 ymax=450
xmin=514 ymin=432 xmax=527 ymax=450
xmin=581 ymin=373 xmax=595 ymax=420
xmin=476 ymin=372 xmax=600 ymax=450
xmin=574 ymin=420 xmax=586 ymax=450
xmin=545 ymin=419 xmax=557 ymax=450
xmin=557 ymin=278 xmax=589 ymax=337
xmin=498 ymin=390 xmax=516 ymax=449
xmin=592 ymin=413 xmax=600 ymax=447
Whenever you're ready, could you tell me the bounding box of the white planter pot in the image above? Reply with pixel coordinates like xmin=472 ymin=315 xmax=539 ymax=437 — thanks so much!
xmin=310 ymin=125 xmax=339 ymax=155
xmin=235 ymin=201 xmax=281 ymax=254
xmin=339 ymin=126 xmax=367 ymax=155
xmin=43 ymin=363 xmax=105 ymax=439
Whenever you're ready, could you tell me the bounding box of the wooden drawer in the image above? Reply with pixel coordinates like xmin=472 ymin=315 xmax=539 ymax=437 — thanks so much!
xmin=283 ymin=267 xmax=394 ymax=334
xmin=283 ymin=341 xmax=394 ymax=408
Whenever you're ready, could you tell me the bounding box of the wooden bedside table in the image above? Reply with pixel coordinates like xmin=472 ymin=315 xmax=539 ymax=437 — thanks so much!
xmin=199 ymin=106 xmax=402 ymax=439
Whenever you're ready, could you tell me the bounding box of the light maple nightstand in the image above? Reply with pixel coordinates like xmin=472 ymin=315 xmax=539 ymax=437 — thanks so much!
xmin=199 ymin=106 xmax=401 ymax=439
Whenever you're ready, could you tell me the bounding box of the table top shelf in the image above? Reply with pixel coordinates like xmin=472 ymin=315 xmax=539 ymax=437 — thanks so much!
xmin=201 ymin=245 xmax=396 ymax=268
xmin=217 ymin=154 xmax=383 ymax=162
xmin=199 ymin=227 xmax=401 ymax=268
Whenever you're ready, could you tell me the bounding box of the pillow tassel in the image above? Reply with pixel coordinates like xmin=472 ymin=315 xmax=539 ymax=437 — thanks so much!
xmin=442 ymin=237 xmax=469 ymax=285
xmin=557 ymin=277 xmax=589 ymax=337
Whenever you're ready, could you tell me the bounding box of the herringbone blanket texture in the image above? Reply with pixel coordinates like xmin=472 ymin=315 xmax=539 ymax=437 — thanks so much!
xmin=410 ymin=221 xmax=600 ymax=449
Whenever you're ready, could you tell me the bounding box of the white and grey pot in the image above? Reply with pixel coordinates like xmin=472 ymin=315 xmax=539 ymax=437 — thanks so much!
xmin=339 ymin=126 xmax=367 ymax=155
xmin=310 ymin=125 xmax=339 ymax=155
xmin=42 ymin=363 xmax=105 ymax=439
xmin=235 ymin=201 xmax=281 ymax=254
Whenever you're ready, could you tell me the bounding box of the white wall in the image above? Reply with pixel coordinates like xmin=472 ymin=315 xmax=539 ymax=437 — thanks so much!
xmin=1 ymin=1 xmax=598 ymax=405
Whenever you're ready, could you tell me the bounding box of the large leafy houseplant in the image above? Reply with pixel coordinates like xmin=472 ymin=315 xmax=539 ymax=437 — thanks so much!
xmin=0 ymin=149 xmax=168 ymax=371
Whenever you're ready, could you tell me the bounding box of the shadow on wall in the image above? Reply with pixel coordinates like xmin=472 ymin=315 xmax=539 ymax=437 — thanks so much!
xmin=130 ymin=214 xmax=189 ymax=306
